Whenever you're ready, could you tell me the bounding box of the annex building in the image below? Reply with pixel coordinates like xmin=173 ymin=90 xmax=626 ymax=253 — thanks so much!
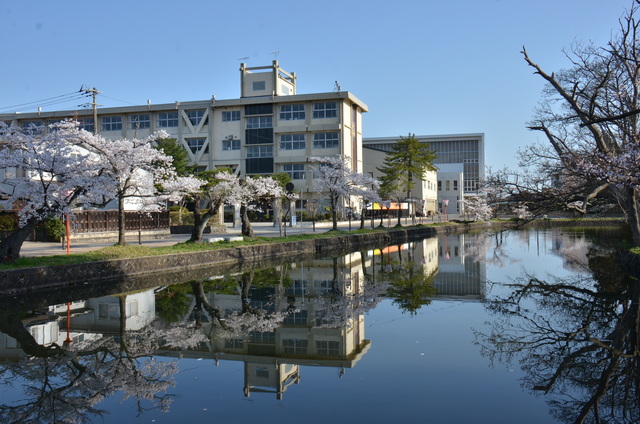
xmin=363 ymin=133 xmax=485 ymax=217
xmin=0 ymin=61 xmax=367 ymax=208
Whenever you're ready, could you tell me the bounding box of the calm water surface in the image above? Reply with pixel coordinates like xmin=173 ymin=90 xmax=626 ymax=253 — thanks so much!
xmin=1 ymin=227 xmax=636 ymax=424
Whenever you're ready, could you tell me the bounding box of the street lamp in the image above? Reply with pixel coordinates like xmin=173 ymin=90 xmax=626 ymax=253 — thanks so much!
xmin=443 ymin=199 xmax=449 ymax=222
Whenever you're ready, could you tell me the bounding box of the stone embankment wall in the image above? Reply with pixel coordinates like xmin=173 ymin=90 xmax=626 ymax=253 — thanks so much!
xmin=0 ymin=227 xmax=437 ymax=296
xmin=0 ymin=219 xmax=628 ymax=297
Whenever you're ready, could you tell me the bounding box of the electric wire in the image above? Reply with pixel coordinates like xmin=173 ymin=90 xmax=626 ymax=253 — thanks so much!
xmin=0 ymin=91 xmax=91 ymax=113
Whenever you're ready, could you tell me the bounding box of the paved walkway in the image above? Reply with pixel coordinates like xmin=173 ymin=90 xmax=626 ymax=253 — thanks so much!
xmin=19 ymin=215 xmax=446 ymax=258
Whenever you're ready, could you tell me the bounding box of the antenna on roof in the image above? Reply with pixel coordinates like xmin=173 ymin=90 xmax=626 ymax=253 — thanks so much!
xmin=271 ymin=50 xmax=280 ymax=59
xmin=334 ymin=81 xmax=341 ymax=92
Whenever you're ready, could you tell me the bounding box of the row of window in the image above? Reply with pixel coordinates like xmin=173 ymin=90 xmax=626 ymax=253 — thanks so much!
xmin=438 ymin=180 xmax=459 ymax=191
xmin=191 ymin=131 xmax=340 ymax=156
xmin=223 ymin=102 xmax=338 ymax=123
xmin=225 ymin=337 xmax=340 ymax=356
xmin=16 ymin=101 xmax=339 ymax=134
xmin=221 ymin=132 xmax=339 ymax=152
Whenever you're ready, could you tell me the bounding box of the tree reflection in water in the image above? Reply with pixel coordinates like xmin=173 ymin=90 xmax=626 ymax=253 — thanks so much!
xmin=0 ymin=296 xmax=200 ymax=424
xmin=475 ymin=248 xmax=640 ymax=423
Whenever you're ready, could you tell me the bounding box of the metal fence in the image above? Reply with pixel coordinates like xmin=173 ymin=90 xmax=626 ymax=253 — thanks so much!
xmin=70 ymin=210 xmax=169 ymax=233
xmin=0 ymin=210 xmax=169 ymax=240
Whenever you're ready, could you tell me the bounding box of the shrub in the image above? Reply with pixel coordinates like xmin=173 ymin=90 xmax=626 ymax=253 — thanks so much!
xmin=43 ymin=217 xmax=65 ymax=242
xmin=0 ymin=214 xmax=17 ymax=231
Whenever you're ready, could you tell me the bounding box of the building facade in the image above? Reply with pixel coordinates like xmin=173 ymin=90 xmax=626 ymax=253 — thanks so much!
xmin=363 ymin=133 xmax=485 ymax=217
xmin=0 ymin=61 xmax=368 ymax=207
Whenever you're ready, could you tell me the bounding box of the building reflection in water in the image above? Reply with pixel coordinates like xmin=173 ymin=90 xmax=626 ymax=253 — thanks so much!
xmin=0 ymin=234 xmax=489 ymax=404
xmin=435 ymin=234 xmax=487 ymax=300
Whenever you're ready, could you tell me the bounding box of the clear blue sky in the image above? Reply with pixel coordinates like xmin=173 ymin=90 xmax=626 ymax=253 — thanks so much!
xmin=0 ymin=0 xmax=629 ymax=170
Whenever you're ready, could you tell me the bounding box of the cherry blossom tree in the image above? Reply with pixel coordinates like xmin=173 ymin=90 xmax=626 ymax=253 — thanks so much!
xmin=238 ymin=176 xmax=287 ymax=237
xmin=460 ymin=195 xmax=494 ymax=222
xmin=520 ymin=4 xmax=640 ymax=244
xmin=77 ymin=130 xmax=178 ymax=246
xmin=310 ymin=156 xmax=380 ymax=231
xmin=178 ymin=169 xmax=241 ymax=243
xmin=0 ymin=121 xmax=111 ymax=263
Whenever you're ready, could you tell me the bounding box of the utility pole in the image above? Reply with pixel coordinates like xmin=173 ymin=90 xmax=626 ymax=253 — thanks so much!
xmin=81 ymin=87 xmax=101 ymax=134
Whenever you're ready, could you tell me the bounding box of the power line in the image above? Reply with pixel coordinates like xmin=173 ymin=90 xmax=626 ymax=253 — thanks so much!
xmin=7 ymin=95 xmax=91 ymax=113
xmin=99 ymin=94 xmax=139 ymax=106
xmin=0 ymin=91 xmax=90 ymax=113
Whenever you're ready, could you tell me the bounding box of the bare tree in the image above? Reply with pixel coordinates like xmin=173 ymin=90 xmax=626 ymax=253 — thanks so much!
xmin=516 ymin=3 xmax=640 ymax=244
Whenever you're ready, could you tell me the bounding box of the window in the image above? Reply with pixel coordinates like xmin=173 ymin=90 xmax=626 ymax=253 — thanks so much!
xmin=222 ymin=138 xmax=240 ymax=151
xmin=125 ymin=300 xmax=138 ymax=318
xmin=250 ymin=332 xmax=276 ymax=343
xmin=20 ymin=120 xmax=43 ymax=135
xmin=101 ymin=116 xmax=122 ymax=131
xmin=246 ymin=116 xmax=272 ymax=129
xmin=312 ymin=102 xmax=337 ymax=119
xmin=186 ymin=138 xmax=206 ymax=154
xmin=187 ymin=110 xmax=207 ymax=126
xmin=438 ymin=180 xmax=442 ymax=191
xmin=129 ymin=114 xmax=150 ymax=129
xmin=21 ymin=120 xmax=43 ymax=131
xmin=283 ymin=310 xmax=308 ymax=325
xmin=222 ymin=110 xmax=240 ymax=121
xmin=245 ymin=104 xmax=273 ymax=115
xmin=78 ymin=118 xmax=94 ymax=133
xmin=314 ymin=279 xmax=333 ymax=294
xmin=316 ymin=340 xmax=340 ymax=356
xmin=283 ymin=339 xmax=308 ymax=354
xmin=446 ymin=180 xmax=450 ymax=191
xmin=283 ymin=163 xmax=305 ymax=180
xmin=225 ymin=338 xmax=243 ymax=349
xmin=158 ymin=112 xmax=178 ymax=127
xmin=280 ymin=104 xmax=305 ymax=120
xmin=98 ymin=303 xmax=119 ymax=320
xmin=280 ymin=134 xmax=305 ymax=150
xmin=253 ymin=81 xmax=266 ymax=91
xmin=313 ymin=132 xmax=339 ymax=149
xmin=286 ymin=279 xmax=308 ymax=296
xmin=453 ymin=180 xmax=458 ymax=190
xmin=246 ymin=145 xmax=273 ymax=158
xmin=246 ymin=128 xmax=273 ymax=144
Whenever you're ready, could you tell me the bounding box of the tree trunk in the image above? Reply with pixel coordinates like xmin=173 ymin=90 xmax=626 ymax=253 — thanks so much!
xmin=190 ymin=198 xmax=219 ymax=243
xmin=240 ymin=204 xmax=254 ymax=237
xmin=331 ymin=194 xmax=338 ymax=231
xmin=0 ymin=218 xmax=39 ymax=263
xmin=117 ymin=195 xmax=127 ymax=246
xmin=0 ymin=309 xmax=63 ymax=357
xmin=614 ymin=186 xmax=640 ymax=246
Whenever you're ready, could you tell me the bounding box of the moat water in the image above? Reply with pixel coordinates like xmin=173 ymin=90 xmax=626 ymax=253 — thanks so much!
xmin=0 ymin=227 xmax=636 ymax=424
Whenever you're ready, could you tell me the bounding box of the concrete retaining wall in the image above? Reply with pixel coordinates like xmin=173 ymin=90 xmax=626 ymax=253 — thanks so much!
xmin=0 ymin=227 xmax=436 ymax=296
xmin=0 ymin=219 xmax=627 ymax=297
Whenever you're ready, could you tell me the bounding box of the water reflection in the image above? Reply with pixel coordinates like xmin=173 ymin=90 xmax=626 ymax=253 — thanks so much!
xmin=475 ymin=228 xmax=639 ymax=424
xmin=1 ymin=228 xmax=633 ymax=422
xmin=0 ymin=296 xmax=179 ymax=423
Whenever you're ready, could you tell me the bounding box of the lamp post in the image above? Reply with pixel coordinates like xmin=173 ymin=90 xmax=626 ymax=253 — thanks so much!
xmin=443 ymin=199 xmax=449 ymax=222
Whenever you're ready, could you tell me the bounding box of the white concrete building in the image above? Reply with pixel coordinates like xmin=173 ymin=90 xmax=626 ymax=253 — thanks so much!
xmin=0 ymin=61 xmax=368 ymax=210
xmin=363 ymin=133 xmax=485 ymax=217
xmin=362 ymin=146 xmax=438 ymax=217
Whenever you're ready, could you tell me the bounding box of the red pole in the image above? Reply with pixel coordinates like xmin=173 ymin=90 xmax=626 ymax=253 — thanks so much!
xmin=65 ymin=213 xmax=71 ymax=255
